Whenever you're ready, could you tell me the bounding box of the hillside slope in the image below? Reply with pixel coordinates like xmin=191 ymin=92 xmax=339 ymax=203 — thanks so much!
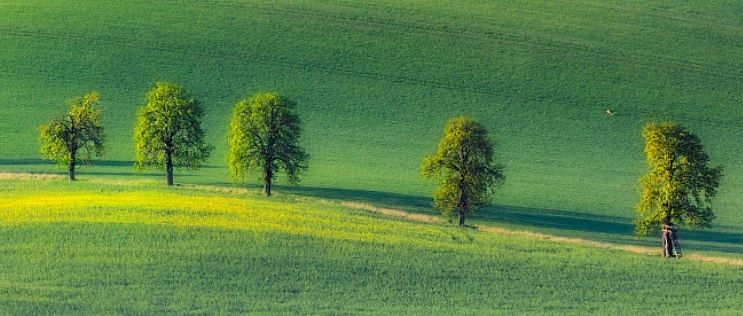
xmin=1 ymin=1 xmax=742 ymax=227
xmin=0 ymin=178 xmax=741 ymax=313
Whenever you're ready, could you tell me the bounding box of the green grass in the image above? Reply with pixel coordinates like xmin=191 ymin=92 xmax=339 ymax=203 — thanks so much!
xmin=1 ymin=1 xmax=742 ymax=311
xmin=1 ymin=0 xmax=742 ymax=215
xmin=0 ymin=178 xmax=741 ymax=314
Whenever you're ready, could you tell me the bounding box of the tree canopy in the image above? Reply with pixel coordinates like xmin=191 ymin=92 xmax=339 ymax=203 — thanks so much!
xmin=422 ymin=116 xmax=504 ymax=226
xmin=637 ymin=122 xmax=722 ymax=257
xmin=227 ymin=91 xmax=308 ymax=196
xmin=133 ymin=82 xmax=212 ymax=186
xmin=39 ymin=91 xmax=105 ymax=181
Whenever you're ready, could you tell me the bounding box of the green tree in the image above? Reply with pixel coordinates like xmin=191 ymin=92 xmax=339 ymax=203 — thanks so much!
xmin=636 ymin=122 xmax=722 ymax=257
xmin=133 ymin=82 xmax=212 ymax=186
xmin=227 ymin=92 xmax=308 ymax=196
xmin=39 ymin=91 xmax=105 ymax=181
xmin=422 ymin=116 xmax=504 ymax=226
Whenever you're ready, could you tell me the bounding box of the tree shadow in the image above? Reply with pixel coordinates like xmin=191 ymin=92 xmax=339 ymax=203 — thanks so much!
xmin=282 ymin=185 xmax=743 ymax=254
xmin=0 ymin=158 xmax=56 ymax=166
xmin=0 ymin=159 xmax=135 ymax=167
xmin=0 ymin=158 xmax=223 ymax=170
xmin=480 ymin=204 xmax=743 ymax=253
xmin=78 ymin=171 xmax=164 ymax=177
xmin=281 ymin=185 xmax=436 ymax=213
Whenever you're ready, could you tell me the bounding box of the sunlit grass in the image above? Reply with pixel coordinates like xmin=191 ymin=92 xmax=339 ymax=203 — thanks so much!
xmin=1 ymin=0 xmax=743 ymax=311
xmin=1 ymin=0 xmax=743 ymax=225
xmin=0 ymin=179 xmax=741 ymax=313
xmin=1 ymin=187 xmax=479 ymax=251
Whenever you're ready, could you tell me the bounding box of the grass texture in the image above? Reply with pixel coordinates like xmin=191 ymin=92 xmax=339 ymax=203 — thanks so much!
xmin=0 ymin=1 xmax=741 ymax=221
xmin=0 ymin=178 xmax=741 ymax=313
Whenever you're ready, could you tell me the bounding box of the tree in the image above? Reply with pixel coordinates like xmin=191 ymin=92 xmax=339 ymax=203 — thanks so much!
xmin=133 ymin=82 xmax=212 ymax=186
xmin=636 ymin=122 xmax=722 ymax=258
xmin=421 ymin=116 xmax=504 ymax=226
xmin=227 ymin=92 xmax=308 ymax=196
xmin=39 ymin=91 xmax=105 ymax=181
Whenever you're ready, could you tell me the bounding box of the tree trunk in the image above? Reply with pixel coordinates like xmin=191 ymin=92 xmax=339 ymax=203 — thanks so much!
xmin=456 ymin=187 xmax=468 ymax=226
xmin=671 ymin=226 xmax=681 ymax=257
xmin=165 ymin=151 xmax=174 ymax=186
xmin=264 ymin=166 xmax=273 ymax=197
xmin=662 ymin=224 xmax=681 ymax=258
xmin=662 ymin=226 xmax=673 ymax=257
xmin=68 ymin=151 xmax=76 ymax=181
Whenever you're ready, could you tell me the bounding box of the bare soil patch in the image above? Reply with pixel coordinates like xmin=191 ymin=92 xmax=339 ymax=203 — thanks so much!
xmin=0 ymin=172 xmax=62 ymax=181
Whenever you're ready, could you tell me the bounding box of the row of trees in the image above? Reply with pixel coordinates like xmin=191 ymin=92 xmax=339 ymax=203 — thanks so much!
xmin=39 ymin=82 xmax=722 ymax=257
xmin=40 ymin=82 xmax=307 ymax=195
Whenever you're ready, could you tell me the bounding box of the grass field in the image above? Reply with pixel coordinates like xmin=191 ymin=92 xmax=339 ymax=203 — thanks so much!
xmin=1 ymin=1 xmax=743 ymax=312
xmin=1 ymin=0 xmax=741 ymax=252
xmin=0 ymin=177 xmax=741 ymax=313
xmin=2 ymin=0 xmax=743 ymax=214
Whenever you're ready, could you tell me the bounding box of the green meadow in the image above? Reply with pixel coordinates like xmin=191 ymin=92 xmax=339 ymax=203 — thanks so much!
xmin=1 ymin=0 xmax=742 ymax=313
xmin=1 ymin=0 xmax=741 ymax=253
xmin=0 ymin=178 xmax=741 ymax=314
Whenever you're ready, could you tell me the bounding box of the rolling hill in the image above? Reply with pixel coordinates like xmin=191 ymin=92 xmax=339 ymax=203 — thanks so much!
xmin=0 ymin=0 xmax=741 ymax=274
xmin=1 ymin=177 xmax=741 ymax=313
xmin=3 ymin=0 xmax=742 ymax=213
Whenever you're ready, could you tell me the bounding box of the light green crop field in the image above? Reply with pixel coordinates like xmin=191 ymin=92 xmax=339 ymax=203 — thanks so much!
xmin=0 ymin=178 xmax=741 ymax=314
xmin=1 ymin=0 xmax=741 ymax=254
xmin=1 ymin=1 xmax=743 ymax=312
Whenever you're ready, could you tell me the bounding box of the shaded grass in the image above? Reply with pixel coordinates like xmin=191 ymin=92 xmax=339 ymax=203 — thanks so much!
xmin=282 ymin=184 xmax=743 ymax=256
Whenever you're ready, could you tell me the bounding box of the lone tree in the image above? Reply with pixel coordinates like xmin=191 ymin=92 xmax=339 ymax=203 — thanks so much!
xmin=227 ymin=92 xmax=308 ymax=196
xmin=422 ymin=116 xmax=504 ymax=226
xmin=39 ymin=91 xmax=105 ymax=181
xmin=637 ymin=122 xmax=722 ymax=258
xmin=134 ymin=82 xmax=212 ymax=186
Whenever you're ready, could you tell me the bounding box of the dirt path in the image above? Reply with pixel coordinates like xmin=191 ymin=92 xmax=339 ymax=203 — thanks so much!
xmin=0 ymin=172 xmax=63 ymax=181
xmin=341 ymin=201 xmax=743 ymax=267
